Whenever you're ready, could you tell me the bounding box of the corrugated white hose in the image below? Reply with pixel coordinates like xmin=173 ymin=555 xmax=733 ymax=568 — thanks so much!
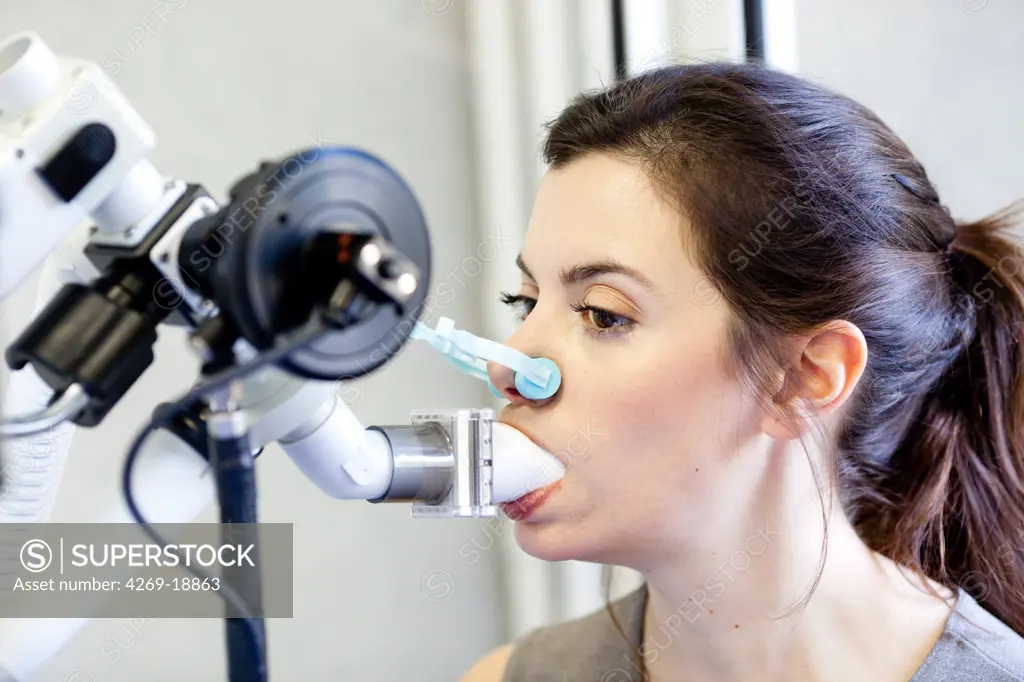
xmin=0 ymin=255 xmax=77 ymax=524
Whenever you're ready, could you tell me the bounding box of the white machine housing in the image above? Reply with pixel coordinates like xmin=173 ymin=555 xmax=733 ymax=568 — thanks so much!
xmin=0 ymin=30 xmax=164 ymax=300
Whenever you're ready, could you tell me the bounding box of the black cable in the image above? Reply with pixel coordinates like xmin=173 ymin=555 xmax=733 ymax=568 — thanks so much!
xmin=168 ymin=318 xmax=330 ymax=411
xmin=120 ymin=318 xmax=330 ymax=679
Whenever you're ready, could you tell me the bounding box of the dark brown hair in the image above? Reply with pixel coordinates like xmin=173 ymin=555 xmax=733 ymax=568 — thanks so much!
xmin=541 ymin=61 xmax=1024 ymax=656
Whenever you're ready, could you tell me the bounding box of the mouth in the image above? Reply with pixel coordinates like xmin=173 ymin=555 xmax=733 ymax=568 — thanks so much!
xmin=499 ymin=480 xmax=560 ymax=521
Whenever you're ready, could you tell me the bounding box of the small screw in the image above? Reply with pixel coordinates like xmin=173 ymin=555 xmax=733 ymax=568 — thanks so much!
xmin=14 ymin=148 xmax=23 ymax=159
xmin=361 ymin=242 xmax=382 ymax=267
xmin=158 ymin=252 xmax=170 ymax=263
xmin=124 ymin=226 xmax=135 ymax=237
xmin=89 ymin=226 xmax=98 ymax=235
xmin=397 ymin=273 xmax=417 ymax=296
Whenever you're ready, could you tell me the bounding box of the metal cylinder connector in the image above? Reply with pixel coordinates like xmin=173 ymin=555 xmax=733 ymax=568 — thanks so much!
xmin=368 ymin=407 xmax=495 ymax=518
xmin=365 ymin=421 xmax=453 ymax=504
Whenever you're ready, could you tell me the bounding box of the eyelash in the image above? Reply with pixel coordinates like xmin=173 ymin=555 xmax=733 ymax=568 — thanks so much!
xmin=499 ymin=291 xmax=636 ymax=337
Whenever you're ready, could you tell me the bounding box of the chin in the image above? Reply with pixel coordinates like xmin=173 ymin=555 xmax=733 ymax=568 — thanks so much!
xmin=512 ymin=520 xmax=612 ymax=564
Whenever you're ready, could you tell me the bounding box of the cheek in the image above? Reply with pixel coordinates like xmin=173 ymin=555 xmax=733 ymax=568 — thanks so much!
xmin=579 ymin=341 xmax=736 ymax=485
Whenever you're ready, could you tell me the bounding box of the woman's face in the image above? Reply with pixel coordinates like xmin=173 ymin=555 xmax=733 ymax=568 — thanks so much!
xmin=490 ymin=153 xmax=766 ymax=567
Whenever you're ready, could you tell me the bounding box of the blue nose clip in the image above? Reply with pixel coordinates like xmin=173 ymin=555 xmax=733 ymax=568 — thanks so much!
xmin=410 ymin=317 xmax=561 ymax=400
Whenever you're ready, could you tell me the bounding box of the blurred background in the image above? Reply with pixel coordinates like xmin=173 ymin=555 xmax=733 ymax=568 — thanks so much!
xmin=0 ymin=0 xmax=1021 ymax=680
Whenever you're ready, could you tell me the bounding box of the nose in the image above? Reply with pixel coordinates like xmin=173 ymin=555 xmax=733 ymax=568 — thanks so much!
xmin=487 ymin=359 xmax=534 ymax=406
xmin=484 ymin=321 xmax=561 ymax=405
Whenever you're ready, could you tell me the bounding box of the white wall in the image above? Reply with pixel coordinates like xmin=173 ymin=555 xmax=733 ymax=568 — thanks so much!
xmin=662 ymin=0 xmax=1024 ymax=224
xmin=0 ymin=1 xmax=507 ymax=680
xmin=791 ymin=0 xmax=1024 ymax=223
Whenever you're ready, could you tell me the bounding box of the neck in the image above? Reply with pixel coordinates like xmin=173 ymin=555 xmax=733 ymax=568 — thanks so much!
xmin=632 ymin=440 xmax=946 ymax=682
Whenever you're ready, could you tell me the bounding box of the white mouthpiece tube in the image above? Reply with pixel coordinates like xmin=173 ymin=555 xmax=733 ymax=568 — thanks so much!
xmin=491 ymin=423 xmax=565 ymax=503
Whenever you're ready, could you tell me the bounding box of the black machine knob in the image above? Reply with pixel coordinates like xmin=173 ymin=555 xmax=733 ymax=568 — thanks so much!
xmin=37 ymin=123 xmax=116 ymax=202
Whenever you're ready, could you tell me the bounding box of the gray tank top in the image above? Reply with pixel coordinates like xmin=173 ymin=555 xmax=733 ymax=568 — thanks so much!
xmin=503 ymin=584 xmax=1024 ymax=681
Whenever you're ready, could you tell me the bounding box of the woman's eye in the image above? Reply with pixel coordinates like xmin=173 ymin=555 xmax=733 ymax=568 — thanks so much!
xmin=586 ymin=308 xmax=630 ymax=329
xmin=499 ymin=292 xmax=635 ymax=336
xmin=571 ymin=301 xmax=635 ymax=335
xmin=499 ymin=291 xmax=535 ymax=320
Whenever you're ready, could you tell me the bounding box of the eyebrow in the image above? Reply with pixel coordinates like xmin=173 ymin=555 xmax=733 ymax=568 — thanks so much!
xmin=515 ymin=254 xmax=656 ymax=292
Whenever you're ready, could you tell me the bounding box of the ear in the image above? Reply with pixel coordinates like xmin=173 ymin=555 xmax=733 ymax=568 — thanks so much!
xmin=761 ymin=320 xmax=868 ymax=440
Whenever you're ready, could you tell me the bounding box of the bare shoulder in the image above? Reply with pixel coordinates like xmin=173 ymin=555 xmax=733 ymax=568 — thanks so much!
xmin=458 ymin=642 xmax=515 ymax=682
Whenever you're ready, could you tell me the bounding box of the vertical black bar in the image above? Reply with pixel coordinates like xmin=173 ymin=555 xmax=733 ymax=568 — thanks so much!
xmin=611 ymin=0 xmax=628 ymax=80
xmin=744 ymin=0 xmax=765 ymax=61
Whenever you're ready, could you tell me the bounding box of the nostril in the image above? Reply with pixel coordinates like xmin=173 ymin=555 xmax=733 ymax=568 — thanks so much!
xmin=503 ymin=386 xmax=527 ymax=404
xmin=489 ymin=377 xmax=532 ymax=405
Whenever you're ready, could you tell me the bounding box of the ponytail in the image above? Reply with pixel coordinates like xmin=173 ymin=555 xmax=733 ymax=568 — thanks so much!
xmin=872 ymin=201 xmax=1024 ymax=635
